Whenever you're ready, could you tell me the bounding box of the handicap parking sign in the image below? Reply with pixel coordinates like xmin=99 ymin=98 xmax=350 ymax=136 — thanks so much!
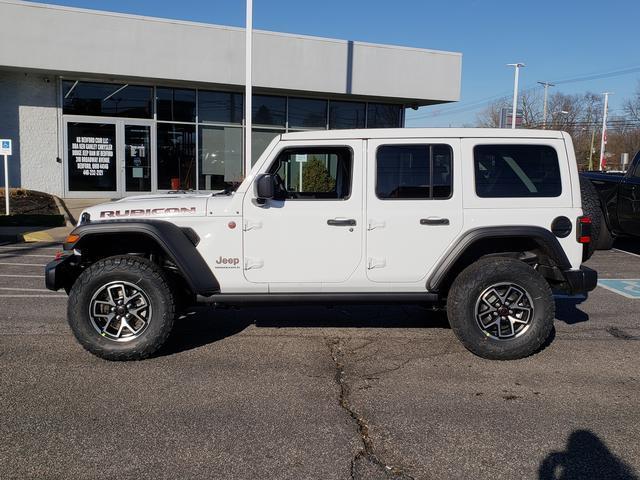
xmin=0 ymin=139 xmax=11 ymax=155
xmin=598 ymin=279 xmax=640 ymax=299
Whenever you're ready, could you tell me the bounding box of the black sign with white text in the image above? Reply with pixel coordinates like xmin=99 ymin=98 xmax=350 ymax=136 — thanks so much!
xmin=67 ymin=123 xmax=117 ymax=191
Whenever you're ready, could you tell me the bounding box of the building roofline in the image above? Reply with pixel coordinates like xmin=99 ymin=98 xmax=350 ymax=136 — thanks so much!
xmin=11 ymin=0 xmax=461 ymax=57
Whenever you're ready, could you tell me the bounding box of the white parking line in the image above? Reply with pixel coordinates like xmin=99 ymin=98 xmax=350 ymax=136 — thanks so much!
xmin=0 ymin=262 xmax=47 ymax=267
xmin=0 ymin=294 xmax=66 ymax=298
xmin=0 ymin=245 xmax=60 ymax=250
xmin=0 ymin=287 xmax=51 ymax=292
xmin=613 ymin=248 xmax=640 ymax=259
xmin=0 ymin=274 xmax=44 ymax=278
xmin=0 ymin=254 xmax=54 ymax=258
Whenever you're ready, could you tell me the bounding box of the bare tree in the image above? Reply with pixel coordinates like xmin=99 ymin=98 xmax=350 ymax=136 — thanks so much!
xmin=624 ymin=80 xmax=640 ymax=122
xmin=472 ymin=81 xmax=640 ymax=171
xmin=476 ymin=98 xmax=509 ymax=127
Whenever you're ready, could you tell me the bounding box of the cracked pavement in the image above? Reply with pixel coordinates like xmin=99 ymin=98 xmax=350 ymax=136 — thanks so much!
xmin=1 ymin=242 xmax=639 ymax=479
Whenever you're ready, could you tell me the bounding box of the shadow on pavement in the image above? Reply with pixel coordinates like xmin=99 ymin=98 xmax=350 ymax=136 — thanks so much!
xmin=613 ymin=238 xmax=640 ymax=256
xmin=539 ymin=430 xmax=638 ymax=480
xmin=554 ymin=296 xmax=590 ymax=325
xmin=159 ymin=305 xmax=450 ymax=357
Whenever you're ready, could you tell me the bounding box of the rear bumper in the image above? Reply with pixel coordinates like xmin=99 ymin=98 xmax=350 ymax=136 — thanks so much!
xmin=562 ymin=266 xmax=598 ymax=295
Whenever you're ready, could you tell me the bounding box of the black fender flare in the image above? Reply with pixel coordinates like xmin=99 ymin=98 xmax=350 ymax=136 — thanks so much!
xmin=66 ymin=220 xmax=220 ymax=296
xmin=427 ymin=226 xmax=571 ymax=291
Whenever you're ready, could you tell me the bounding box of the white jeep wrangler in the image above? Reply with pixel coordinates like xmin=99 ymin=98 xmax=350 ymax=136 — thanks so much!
xmin=46 ymin=128 xmax=597 ymax=361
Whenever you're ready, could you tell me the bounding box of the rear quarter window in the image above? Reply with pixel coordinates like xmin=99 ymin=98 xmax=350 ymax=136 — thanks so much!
xmin=474 ymin=144 xmax=562 ymax=198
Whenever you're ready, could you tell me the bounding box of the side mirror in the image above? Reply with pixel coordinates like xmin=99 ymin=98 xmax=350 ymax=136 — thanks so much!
xmin=255 ymin=173 xmax=275 ymax=200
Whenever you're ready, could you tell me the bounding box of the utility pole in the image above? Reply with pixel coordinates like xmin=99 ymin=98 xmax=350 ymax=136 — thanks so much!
xmin=537 ymin=81 xmax=554 ymax=128
xmin=244 ymin=0 xmax=253 ymax=176
xmin=507 ymin=63 xmax=525 ymax=129
xmin=599 ymin=92 xmax=612 ymax=171
xmin=589 ymin=126 xmax=596 ymax=171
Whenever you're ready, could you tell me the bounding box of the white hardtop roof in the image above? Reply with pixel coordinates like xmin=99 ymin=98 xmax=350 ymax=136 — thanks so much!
xmin=281 ymin=128 xmax=567 ymax=141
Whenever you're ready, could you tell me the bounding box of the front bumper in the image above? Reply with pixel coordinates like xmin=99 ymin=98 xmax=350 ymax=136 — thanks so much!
xmin=562 ymin=266 xmax=598 ymax=295
xmin=45 ymin=254 xmax=75 ymax=292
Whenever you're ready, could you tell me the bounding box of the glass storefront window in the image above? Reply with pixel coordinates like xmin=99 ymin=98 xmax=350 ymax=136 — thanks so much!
xmin=67 ymin=122 xmax=117 ymax=191
xmin=329 ymin=101 xmax=366 ymax=129
xmin=199 ymin=125 xmax=243 ymax=190
xmin=288 ymin=98 xmax=327 ymax=129
xmin=62 ymin=79 xmax=407 ymax=195
xmin=157 ymin=123 xmax=196 ymax=190
xmin=253 ymin=95 xmax=286 ymax=126
xmin=366 ymin=103 xmax=402 ymax=128
xmin=63 ymin=81 xmax=153 ymax=118
xmin=199 ymin=91 xmax=243 ymax=124
xmin=124 ymin=125 xmax=152 ymax=192
xmin=252 ymin=129 xmax=284 ymax=165
xmin=156 ymin=88 xmax=196 ymax=122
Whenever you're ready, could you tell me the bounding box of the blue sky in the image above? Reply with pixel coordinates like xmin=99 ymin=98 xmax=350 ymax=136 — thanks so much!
xmin=34 ymin=0 xmax=640 ymax=127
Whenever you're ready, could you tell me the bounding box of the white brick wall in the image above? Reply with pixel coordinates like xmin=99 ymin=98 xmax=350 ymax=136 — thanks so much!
xmin=0 ymin=70 xmax=62 ymax=196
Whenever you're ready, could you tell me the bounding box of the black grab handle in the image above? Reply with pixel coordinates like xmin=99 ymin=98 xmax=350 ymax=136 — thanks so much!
xmin=420 ymin=218 xmax=450 ymax=226
xmin=327 ymin=219 xmax=357 ymax=226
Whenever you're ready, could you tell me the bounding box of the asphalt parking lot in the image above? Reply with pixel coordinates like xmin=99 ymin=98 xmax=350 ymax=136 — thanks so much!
xmin=1 ymin=242 xmax=639 ymax=480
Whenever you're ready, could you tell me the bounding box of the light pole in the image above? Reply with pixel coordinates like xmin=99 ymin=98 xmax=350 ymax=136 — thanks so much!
xmin=551 ymin=110 xmax=568 ymax=129
xmin=537 ymin=81 xmax=554 ymax=128
xmin=507 ymin=63 xmax=525 ymax=129
xmin=244 ymin=0 xmax=253 ymax=176
xmin=599 ymin=92 xmax=612 ymax=171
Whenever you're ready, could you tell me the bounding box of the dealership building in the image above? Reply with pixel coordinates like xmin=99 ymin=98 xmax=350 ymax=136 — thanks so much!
xmin=0 ymin=0 xmax=461 ymax=198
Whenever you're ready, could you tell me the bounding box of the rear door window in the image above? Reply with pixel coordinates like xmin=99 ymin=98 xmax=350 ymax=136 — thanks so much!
xmin=474 ymin=144 xmax=561 ymax=198
xmin=376 ymin=144 xmax=453 ymax=199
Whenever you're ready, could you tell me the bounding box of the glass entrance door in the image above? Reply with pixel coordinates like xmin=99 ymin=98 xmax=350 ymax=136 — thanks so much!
xmin=124 ymin=124 xmax=152 ymax=193
xmin=64 ymin=119 xmax=155 ymax=198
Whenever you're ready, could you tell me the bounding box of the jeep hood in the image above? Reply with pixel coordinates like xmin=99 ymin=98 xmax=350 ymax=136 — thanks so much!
xmin=80 ymin=192 xmax=236 ymax=223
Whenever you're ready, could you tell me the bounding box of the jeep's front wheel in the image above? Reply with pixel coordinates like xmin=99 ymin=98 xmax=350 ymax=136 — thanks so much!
xmin=447 ymin=257 xmax=554 ymax=360
xmin=67 ymin=256 xmax=176 ymax=361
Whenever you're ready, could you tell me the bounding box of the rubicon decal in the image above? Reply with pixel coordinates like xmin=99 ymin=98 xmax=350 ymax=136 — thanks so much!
xmin=99 ymin=207 xmax=197 ymax=218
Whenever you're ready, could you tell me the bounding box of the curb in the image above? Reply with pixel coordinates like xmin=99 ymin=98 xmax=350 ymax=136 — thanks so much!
xmin=0 ymin=230 xmax=56 ymax=244
xmin=53 ymin=196 xmax=76 ymax=227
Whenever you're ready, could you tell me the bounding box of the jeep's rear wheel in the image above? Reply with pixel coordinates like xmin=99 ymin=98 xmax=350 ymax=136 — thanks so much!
xmin=447 ymin=257 xmax=554 ymax=360
xmin=67 ymin=256 xmax=175 ymax=361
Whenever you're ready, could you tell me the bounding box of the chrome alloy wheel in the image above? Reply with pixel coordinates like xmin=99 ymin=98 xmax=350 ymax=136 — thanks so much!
xmin=88 ymin=281 xmax=152 ymax=342
xmin=474 ymin=282 xmax=534 ymax=340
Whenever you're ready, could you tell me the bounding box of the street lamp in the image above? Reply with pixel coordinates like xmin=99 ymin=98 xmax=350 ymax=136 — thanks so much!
xmin=550 ymin=110 xmax=568 ymax=129
xmin=245 ymin=0 xmax=253 ymax=176
xmin=507 ymin=63 xmax=525 ymax=129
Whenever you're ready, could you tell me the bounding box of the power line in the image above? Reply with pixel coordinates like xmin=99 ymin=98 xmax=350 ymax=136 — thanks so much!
xmin=408 ymin=63 xmax=640 ymax=121
xmin=552 ymin=65 xmax=640 ymax=85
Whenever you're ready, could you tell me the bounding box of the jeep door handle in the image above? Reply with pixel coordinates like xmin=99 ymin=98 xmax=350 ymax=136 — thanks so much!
xmin=327 ymin=218 xmax=356 ymax=226
xmin=420 ymin=217 xmax=450 ymax=226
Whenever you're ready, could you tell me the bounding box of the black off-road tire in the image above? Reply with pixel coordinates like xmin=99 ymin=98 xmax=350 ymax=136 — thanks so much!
xmin=447 ymin=257 xmax=555 ymax=360
xmin=580 ymin=176 xmax=602 ymax=261
xmin=67 ymin=256 xmax=176 ymax=361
